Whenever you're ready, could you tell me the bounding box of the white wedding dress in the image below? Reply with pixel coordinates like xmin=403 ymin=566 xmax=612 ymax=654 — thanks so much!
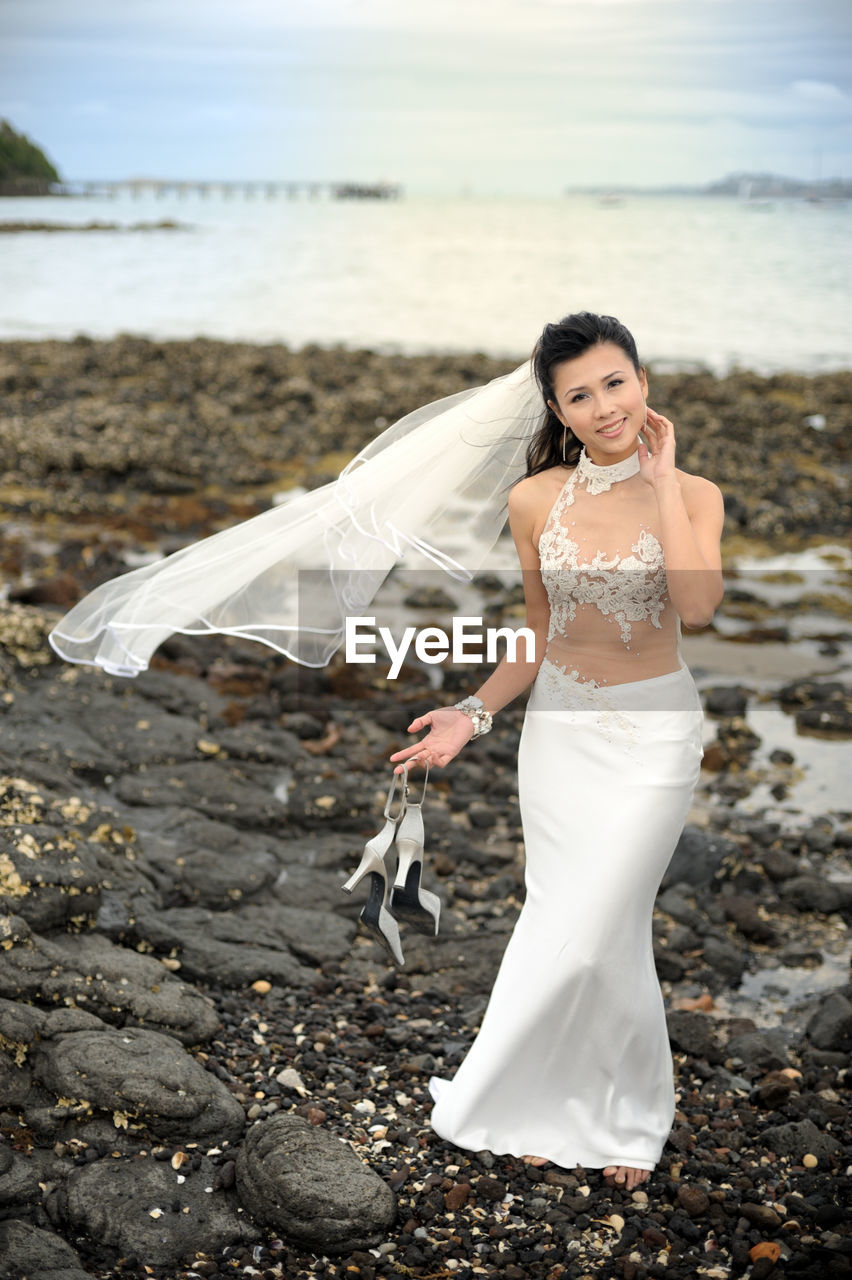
xmin=429 ymin=450 xmax=703 ymax=1171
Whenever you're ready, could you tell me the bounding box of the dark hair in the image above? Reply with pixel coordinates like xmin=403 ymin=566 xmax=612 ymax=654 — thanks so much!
xmin=525 ymin=311 xmax=642 ymax=477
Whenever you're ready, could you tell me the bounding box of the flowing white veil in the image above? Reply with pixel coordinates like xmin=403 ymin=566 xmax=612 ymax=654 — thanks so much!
xmin=48 ymin=359 xmax=546 ymax=675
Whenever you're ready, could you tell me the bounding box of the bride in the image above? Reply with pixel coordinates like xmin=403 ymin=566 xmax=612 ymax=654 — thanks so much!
xmin=48 ymin=307 xmax=723 ymax=1192
xmin=388 ymin=311 xmax=724 ymax=1190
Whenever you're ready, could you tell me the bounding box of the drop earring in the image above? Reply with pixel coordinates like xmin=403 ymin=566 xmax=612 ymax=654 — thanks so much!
xmin=561 ymin=424 xmax=567 ymax=463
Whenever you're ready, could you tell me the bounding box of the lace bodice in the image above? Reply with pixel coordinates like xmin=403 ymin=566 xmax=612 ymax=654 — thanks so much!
xmin=533 ymin=457 xmax=677 ymax=699
xmin=538 ymin=465 xmax=668 ymax=644
xmin=539 ymin=522 xmax=667 ymax=645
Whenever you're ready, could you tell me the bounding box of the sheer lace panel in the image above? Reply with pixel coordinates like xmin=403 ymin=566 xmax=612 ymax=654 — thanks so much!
xmin=535 ymin=466 xmax=679 ymax=692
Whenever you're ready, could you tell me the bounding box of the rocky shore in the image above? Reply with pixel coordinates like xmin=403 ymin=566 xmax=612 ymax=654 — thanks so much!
xmin=1 ymin=338 xmax=850 ymax=1280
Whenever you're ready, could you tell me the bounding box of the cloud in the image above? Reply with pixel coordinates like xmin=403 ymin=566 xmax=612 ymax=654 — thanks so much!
xmin=790 ymin=79 xmax=849 ymax=104
xmin=1 ymin=0 xmax=850 ymax=191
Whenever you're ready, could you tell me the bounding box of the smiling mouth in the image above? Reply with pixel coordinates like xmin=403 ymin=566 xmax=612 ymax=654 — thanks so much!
xmin=597 ymin=418 xmax=626 ymax=434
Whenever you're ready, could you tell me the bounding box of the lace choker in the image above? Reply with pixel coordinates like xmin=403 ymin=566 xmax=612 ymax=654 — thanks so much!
xmin=575 ymin=447 xmax=640 ymax=495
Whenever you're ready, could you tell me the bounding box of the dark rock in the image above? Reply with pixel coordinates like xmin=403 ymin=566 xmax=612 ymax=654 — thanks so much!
xmin=704 ymin=686 xmax=750 ymax=718
xmin=71 ymin=698 xmax=207 ymax=768
xmin=721 ymin=894 xmax=778 ymax=944
xmin=0 ymin=994 xmax=46 ymax=1045
xmin=779 ymin=875 xmax=852 ymax=916
xmin=759 ymin=848 xmax=800 ymax=882
xmin=272 ymin=861 xmax=352 ymax=913
xmin=136 ymin=809 xmax=282 ymax=908
xmin=754 ymin=1071 xmax=796 ymax=1108
xmin=796 ymin=701 xmax=852 ymax=737
xmin=397 ymin=932 xmax=504 ymax=997
xmin=776 ymin=681 xmax=852 ymax=737
xmin=662 ymin=827 xmax=739 ymax=889
xmin=0 ymin=1046 xmax=32 ymax=1107
xmin=777 ymin=679 xmax=846 ymax=709
xmin=30 ymin=1025 xmax=246 ymax=1142
xmin=53 ymin=1153 xmax=258 ymax=1268
xmin=805 ymin=991 xmax=852 ymax=1052
xmin=801 ymin=824 xmax=836 ymax=856
xmin=235 ymin=1113 xmax=396 ymax=1253
xmin=0 ymin=923 xmax=219 ymax=1045
xmin=740 ymin=1201 xmax=782 ymax=1230
xmin=42 ymin=1007 xmax=110 ymax=1035
xmin=401 ymin=584 xmax=458 ymax=610
xmin=676 ymin=1184 xmax=709 ymax=1216
xmin=655 ymin=886 xmax=705 ymax=931
xmin=760 ymin=1117 xmax=841 ymax=1160
xmin=0 ymin=1149 xmax=42 ymax=1209
xmin=114 ymin=760 xmax=285 ymax=829
xmin=130 ymin=901 xmax=349 ymax=985
xmin=667 ymin=923 xmax=703 ymax=952
xmin=468 ymin=805 xmax=497 ymax=830
xmin=700 ymin=933 xmax=748 ymax=985
xmin=734 ymin=818 xmax=781 ymax=846
xmin=727 ymin=1028 xmax=789 ymax=1070
xmin=0 ymin=1218 xmax=89 ymax=1279
xmin=274 ymin=831 xmax=357 ymax=871
xmin=474 ymin=1175 xmax=506 ymax=1201
xmin=702 ymin=717 xmax=762 ymax=770
xmin=0 ymin=716 xmax=115 ymax=783
xmin=666 ymin=1010 xmax=724 ymax=1063
xmin=444 ymin=1181 xmax=471 ymax=1210
xmin=1 ymin=832 xmax=104 ymax=932
xmin=777 ymin=941 xmax=824 ymax=967
xmin=654 ymin=946 xmax=688 ymax=981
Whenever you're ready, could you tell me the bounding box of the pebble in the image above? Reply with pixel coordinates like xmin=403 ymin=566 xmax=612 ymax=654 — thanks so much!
xmin=740 ymin=1202 xmax=782 ymax=1230
xmin=677 ymin=1184 xmax=710 ymax=1217
xmin=275 ymin=1068 xmax=307 ymax=1094
xmin=444 ymin=1182 xmax=471 ymax=1211
xmin=750 ymin=1241 xmax=782 ymax=1263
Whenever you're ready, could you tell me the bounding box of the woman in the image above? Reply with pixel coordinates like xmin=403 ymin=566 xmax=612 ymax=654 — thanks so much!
xmin=48 ymin=308 xmax=722 ymax=1190
xmin=389 ymin=312 xmax=724 ymax=1190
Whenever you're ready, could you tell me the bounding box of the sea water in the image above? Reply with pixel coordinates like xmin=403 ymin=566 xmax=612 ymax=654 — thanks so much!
xmin=1 ymin=191 xmax=850 ymax=372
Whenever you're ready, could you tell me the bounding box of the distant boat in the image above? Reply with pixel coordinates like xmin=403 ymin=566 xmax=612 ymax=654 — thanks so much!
xmin=738 ymin=178 xmax=773 ymax=210
xmin=332 ymin=182 xmax=402 ymax=200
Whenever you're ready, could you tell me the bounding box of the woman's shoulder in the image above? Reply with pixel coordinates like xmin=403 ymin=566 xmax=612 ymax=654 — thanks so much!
xmin=509 ymin=466 xmax=573 ymax=511
xmin=675 ymin=467 xmax=723 ymax=498
xmin=676 ymin=468 xmax=724 ymax=515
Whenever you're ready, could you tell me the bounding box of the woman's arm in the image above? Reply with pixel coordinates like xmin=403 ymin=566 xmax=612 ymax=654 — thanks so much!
xmin=389 ymin=478 xmax=550 ymax=772
xmin=641 ymin=408 xmax=724 ymax=628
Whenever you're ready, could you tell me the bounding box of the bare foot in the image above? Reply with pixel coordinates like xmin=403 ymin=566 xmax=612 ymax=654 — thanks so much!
xmin=521 ymin=1155 xmax=550 ymax=1167
xmin=602 ymin=1165 xmax=651 ymax=1192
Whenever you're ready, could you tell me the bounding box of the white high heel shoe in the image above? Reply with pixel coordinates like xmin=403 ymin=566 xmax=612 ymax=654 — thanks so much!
xmin=341 ymin=768 xmax=408 ymax=966
xmin=391 ymin=765 xmax=441 ymax=937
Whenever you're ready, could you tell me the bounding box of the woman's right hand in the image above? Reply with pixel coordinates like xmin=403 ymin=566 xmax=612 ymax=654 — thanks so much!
xmin=389 ymin=706 xmax=475 ymax=774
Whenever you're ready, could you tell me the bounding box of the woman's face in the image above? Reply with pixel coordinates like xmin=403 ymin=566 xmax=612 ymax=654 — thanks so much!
xmin=548 ymin=340 xmax=648 ymax=467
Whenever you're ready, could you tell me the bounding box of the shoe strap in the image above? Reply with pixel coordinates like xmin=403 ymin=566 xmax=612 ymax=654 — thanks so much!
xmin=401 ymin=759 xmax=428 ymax=809
xmin=383 ymin=768 xmax=408 ymax=822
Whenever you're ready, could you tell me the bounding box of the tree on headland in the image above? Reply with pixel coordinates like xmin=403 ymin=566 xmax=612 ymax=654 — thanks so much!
xmin=0 ymin=119 xmax=61 ymax=194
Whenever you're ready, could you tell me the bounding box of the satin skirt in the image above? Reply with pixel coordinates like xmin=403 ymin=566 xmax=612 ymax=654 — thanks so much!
xmin=429 ymin=661 xmax=703 ymax=1170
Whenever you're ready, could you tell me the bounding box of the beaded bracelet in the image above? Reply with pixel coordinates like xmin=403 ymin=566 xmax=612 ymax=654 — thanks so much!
xmin=454 ymin=696 xmax=493 ymax=738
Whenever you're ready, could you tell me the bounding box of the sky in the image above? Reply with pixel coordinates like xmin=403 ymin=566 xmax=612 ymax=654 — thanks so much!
xmin=1 ymin=0 xmax=850 ymax=195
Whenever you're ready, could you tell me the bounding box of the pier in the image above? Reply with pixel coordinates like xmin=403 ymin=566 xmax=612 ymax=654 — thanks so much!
xmin=52 ymin=179 xmax=402 ymax=201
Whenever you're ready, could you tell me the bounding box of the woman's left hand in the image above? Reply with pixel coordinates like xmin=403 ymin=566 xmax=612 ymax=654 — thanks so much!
xmin=638 ymin=407 xmax=677 ymax=486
